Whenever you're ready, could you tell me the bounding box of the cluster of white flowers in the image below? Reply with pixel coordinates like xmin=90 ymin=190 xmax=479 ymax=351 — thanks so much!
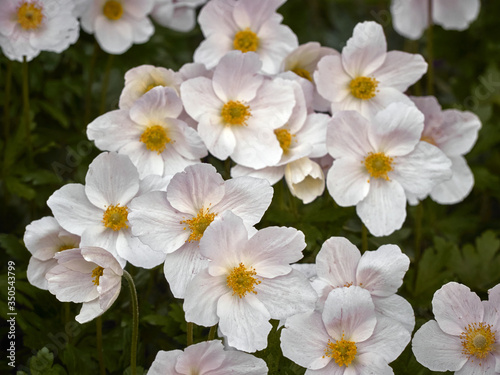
xmin=20 ymin=0 xmax=496 ymax=373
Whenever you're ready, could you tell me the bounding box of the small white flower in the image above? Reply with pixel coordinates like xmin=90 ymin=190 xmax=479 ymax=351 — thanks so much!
xmin=148 ymin=340 xmax=268 ymax=374
xmin=284 ymin=157 xmax=325 ymax=204
xmin=315 ymin=21 xmax=427 ymax=118
xmin=412 ymin=282 xmax=500 ymax=374
xmin=183 ymin=211 xmax=317 ymax=352
xmin=46 ymin=246 xmax=123 ymax=323
xmin=150 ymin=0 xmax=207 ymax=33
xmin=24 ymin=216 xmax=80 ymax=290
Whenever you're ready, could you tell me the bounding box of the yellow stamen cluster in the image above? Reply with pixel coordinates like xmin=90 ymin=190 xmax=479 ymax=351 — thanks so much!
xmin=144 ymin=83 xmax=162 ymax=94
xmin=460 ymin=322 xmax=496 ymax=361
xmin=91 ymin=266 xmax=104 ymax=286
xmin=350 ymin=76 xmax=379 ymax=100
xmin=226 ymin=263 xmax=261 ymax=298
xmin=180 ymin=207 xmax=217 ymax=242
xmin=58 ymin=244 xmax=76 ymax=252
xmin=233 ymin=29 xmax=259 ymax=53
xmin=291 ymin=67 xmax=313 ymax=82
xmin=421 ymin=135 xmax=437 ymax=146
xmin=363 ymin=152 xmax=394 ymax=181
xmin=102 ymin=204 xmax=129 ymax=231
xmin=221 ymin=100 xmax=251 ymax=126
xmin=103 ymin=0 xmax=123 ymax=21
xmin=323 ymin=335 xmax=357 ymax=367
xmin=140 ymin=125 xmax=171 ymax=154
xmin=17 ymin=2 xmax=43 ymax=30
xmin=274 ymin=129 xmax=294 ymax=154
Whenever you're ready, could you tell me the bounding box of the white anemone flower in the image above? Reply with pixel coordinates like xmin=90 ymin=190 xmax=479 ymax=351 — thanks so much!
xmin=24 ymin=216 xmax=80 ymax=290
xmin=118 ymin=64 xmax=183 ymax=110
xmin=181 ymin=51 xmax=295 ymax=169
xmin=315 ymin=21 xmax=427 ymax=118
xmin=148 ymin=340 xmax=268 ymax=375
xmin=46 ymin=247 xmax=123 ymax=323
xmin=183 ymin=211 xmax=317 ymax=352
xmin=408 ymin=96 xmax=482 ymax=205
xmin=0 ymin=0 xmax=79 ymax=62
xmin=280 ymin=286 xmax=411 ymax=374
xmin=151 ymin=0 xmax=207 ymax=33
xmin=391 ymin=0 xmax=481 ymax=40
xmin=88 ymin=87 xmax=207 ymax=179
xmin=47 ymin=152 xmax=166 ymax=269
xmin=80 ymin=0 xmax=155 ymax=55
xmin=326 ymin=102 xmax=452 ymax=236
xmin=412 ymin=282 xmax=500 ymax=374
xmin=129 ymin=163 xmax=273 ymax=298
xmin=284 ymin=157 xmax=325 ymax=204
xmin=194 ymin=0 xmax=297 ymax=74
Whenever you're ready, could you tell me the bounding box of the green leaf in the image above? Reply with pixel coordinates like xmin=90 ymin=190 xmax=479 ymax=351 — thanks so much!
xmin=5 ymin=176 xmax=36 ymax=200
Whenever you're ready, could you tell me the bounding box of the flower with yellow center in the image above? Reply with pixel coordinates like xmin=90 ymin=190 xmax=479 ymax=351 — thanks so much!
xmin=349 ymin=76 xmax=379 ymax=100
xmin=220 ymin=100 xmax=251 ymax=126
xmin=91 ymin=266 xmax=104 ymax=286
xmin=274 ymin=129 xmax=294 ymax=154
xmin=324 ymin=335 xmax=357 ymax=367
xmin=363 ymin=152 xmax=394 ymax=181
xmin=180 ymin=207 xmax=217 ymax=242
xmin=226 ymin=263 xmax=261 ymax=298
xmin=291 ymin=67 xmax=313 ymax=82
xmin=17 ymin=1 xmax=44 ymax=30
xmin=140 ymin=125 xmax=171 ymax=154
xmin=233 ymin=29 xmax=259 ymax=53
xmin=103 ymin=0 xmax=123 ymax=21
xmin=102 ymin=204 xmax=129 ymax=231
xmin=460 ymin=322 xmax=496 ymax=361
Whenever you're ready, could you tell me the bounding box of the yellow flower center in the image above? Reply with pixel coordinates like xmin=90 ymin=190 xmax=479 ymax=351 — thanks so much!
xmin=226 ymin=263 xmax=261 ymax=298
xmin=291 ymin=68 xmax=313 ymax=82
xmin=233 ymin=29 xmax=259 ymax=53
xmin=144 ymin=83 xmax=162 ymax=94
xmin=460 ymin=322 xmax=496 ymax=360
xmin=140 ymin=125 xmax=171 ymax=154
xmin=102 ymin=204 xmax=129 ymax=231
xmin=323 ymin=335 xmax=357 ymax=367
xmin=91 ymin=266 xmax=104 ymax=286
xmin=103 ymin=0 xmax=123 ymax=21
xmin=220 ymin=100 xmax=251 ymax=126
xmin=180 ymin=207 xmax=217 ymax=242
xmin=363 ymin=152 xmax=394 ymax=181
xmin=350 ymin=76 xmax=379 ymax=100
xmin=58 ymin=244 xmax=76 ymax=252
xmin=421 ymin=135 xmax=437 ymax=146
xmin=17 ymin=2 xmax=43 ymax=30
xmin=274 ymin=129 xmax=294 ymax=154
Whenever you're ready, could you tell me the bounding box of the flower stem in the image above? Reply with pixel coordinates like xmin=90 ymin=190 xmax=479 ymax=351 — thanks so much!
xmin=426 ymin=0 xmax=434 ymax=95
xmin=96 ymin=316 xmax=105 ymax=375
xmin=22 ymin=56 xmax=32 ymax=164
xmin=187 ymin=322 xmax=194 ymax=346
xmin=99 ymin=54 xmax=115 ymax=115
xmin=208 ymin=324 xmax=217 ymax=341
xmin=414 ymin=201 xmax=424 ymax=266
xmin=361 ymin=224 xmax=368 ymax=253
xmin=123 ymin=270 xmax=139 ymax=375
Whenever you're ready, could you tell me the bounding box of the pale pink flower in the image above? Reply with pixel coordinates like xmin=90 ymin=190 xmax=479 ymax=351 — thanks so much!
xmin=412 ymin=282 xmax=500 ymax=374
xmin=151 ymin=0 xmax=207 ymax=32
xmin=315 ymin=21 xmax=427 ymax=118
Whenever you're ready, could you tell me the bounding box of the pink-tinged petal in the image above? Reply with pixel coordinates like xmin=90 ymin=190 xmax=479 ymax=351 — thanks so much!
xmin=27 ymin=257 xmax=58 ymax=290
xmin=411 ymin=95 xmax=444 ymax=126
xmin=356 ymin=179 xmax=407 ymax=237
xmin=47 ymin=266 xmax=98 ymax=303
xmin=97 ymin=270 xmax=122 ymax=313
xmin=94 ymin=16 xmax=133 ymax=55
xmin=0 ymin=1 xmax=17 ymax=36
xmin=372 ymin=295 xmax=415 ymax=333
xmin=212 ymin=51 xmax=263 ymax=103
xmin=392 ymin=141 xmax=452 ymax=196
xmin=163 ymin=242 xmax=209 ymax=299
xmin=230 ymin=126 xmax=282 ymax=169
xmin=322 ymin=286 xmax=377 ymax=343
xmin=256 ymin=270 xmax=317 ymax=319
xmin=80 ymin=246 xmax=123 ymax=275
xmin=122 ymin=0 xmax=155 ymax=16
xmin=314 ymin=54 xmax=352 ymax=103
xmin=348 ymin=352 xmax=395 ymax=375
xmin=257 ymin=20 xmax=298 ymax=75
xmin=197 ymin=0 xmax=237 ymax=37
xmin=159 ymin=8 xmax=197 ymax=33
xmin=87 ymin=110 xmax=139 ymax=152
xmin=295 ymin=113 xmax=330 ymax=158
xmin=115 ymin=231 xmax=165 ymax=269
xmin=432 ymin=282 xmax=484 ymax=336
xmin=47 ymin=184 xmax=103 ymax=235
xmin=437 ymin=109 xmax=481 ymax=156
xmin=363 ymin=87 xmax=415 ymax=119
xmin=433 ymin=0 xmax=480 ymax=31
xmin=230 ymin=164 xmax=285 ymax=186
xmin=216 ymin=348 xmax=269 ymax=374
xmin=184 ymin=270 xmax=227 ymax=327
xmin=280 ymin=311 xmax=332 ymax=370
xmin=128 ymin=16 xmax=154 ymax=44
xmin=430 ymin=155 xmax=474 ymax=204
xmin=342 ymin=21 xmax=387 ymax=77
xmin=79 ymin=226 xmax=126 ymax=268
xmin=168 ymin=119 xmax=208 ymax=160
xmin=167 ymin=163 xmax=225 ymax=214
xmin=232 ymin=0 xmax=285 ymax=30
xmin=138 ymin=174 xmax=171 ymax=195
xmin=356 ymin=244 xmax=409 ymax=297
xmin=176 ymin=341 xmax=226 ymax=373
xmin=374 ymin=51 xmax=427 ymax=91
xmin=327 ymin=110 xmax=372 ymax=159
xmin=85 ymin=152 xmax=140 ymax=208
xmin=123 ymin=140 xmax=164 ymax=178
xmin=316 ymin=237 xmax=360 ymax=289
xmin=217 ymin=293 xmax=272 ymax=352
xmin=391 ymin=0 xmax=428 ymax=40
xmin=181 ymin=77 xmax=223 ymax=121
xmin=357 ymin=317 xmax=410 ymax=363
xmin=326 ymin=158 xmax=370 ymax=207
xmin=129 ymin=87 xmax=183 ymax=125
xmin=457 ymin=355 xmax=497 ymax=375
xmin=148 ymin=350 xmax=182 ymax=375
xmin=128 ymin=191 xmax=188 ymax=254
xmin=213 ymin=176 xmax=273 ymax=228
xmin=76 ymin=298 xmax=103 ymax=324
xmin=197 ymin=113 xmax=237 ymax=160
xmin=412 ymin=320 xmax=466 ymax=371
xmin=162 ymin=148 xmax=200 ymax=177
xmin=193 ymin=35 xmax=234 ymax=70
xmin=306 ymin=362 xmax=345 ymax=375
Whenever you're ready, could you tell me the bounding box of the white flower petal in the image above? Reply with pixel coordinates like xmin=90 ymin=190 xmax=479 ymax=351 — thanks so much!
xmin=374 ymin=51 xmax=427 ymax=92
xmin=430 ymin=155 xmax=474 ymax=204
xmin=433 ymin=0 xmax=480 ymax=31
xmin=391 ymin=0 xmax=428 ymax=40
xmin=372 ymin=294 xmax=415 ymax=333
xmin=316 ymin=237 xmax=360 ymax=289
xmin=27 ymin=257 xmax=58 ymax=290
xmin=327 ymin=158 xmax=370 ymax=207
xmin=327 ymin=110 xmax=373 ymax=160
xmin=176 ymin=340 xmax=226 ymax=374
xmin=148 ymin=350 xmax=182 ymax=374
xmin=76 ymin=298 xmax=104 ymax=323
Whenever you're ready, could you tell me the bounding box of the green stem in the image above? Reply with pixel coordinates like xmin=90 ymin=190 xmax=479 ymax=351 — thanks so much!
xmin=3 ymin=59 xmax=12 ymax=143
xmin=84 ymin=41 xmax=99 ymax=126
xmin=207 ymin=325 xmax=217 ymax=341
xmin=123 ymin=270 xmax=139 ymax=375
xmin=414 ymin=201 xmax=424 ymax=265
xmin=22 ymin=56 xmax=32 ymax=164
xmin=426 ymin=0 xmax=434 ymax=95
xmin=361 ymin=224 xmax=368 ymax=253
xmin=96 ymin=316 xmax=105 ymax=375
xmin=187 ymin=322 xmax=194 ymax=346
xmin=99 ymin=54 xmax=115 ymax=115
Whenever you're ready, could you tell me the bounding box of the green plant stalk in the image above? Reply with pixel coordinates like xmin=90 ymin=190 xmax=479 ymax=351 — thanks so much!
xmin=208 ymin=325 xmax=217 ymax=341
xmin=22 ymin=56 xmax=32 ymax=164
xmin=187 ymin=322 xmax=194 ymax=346
xmin=96 ymin=316 xmax=105 ymax=375
xmin=123 ymin=270 xmax=139 ymax=375
xmin=414 ymin=201 xmax=424 ymax=267
xmin=426 ymin=0 xmax=434 ymax=95
xmin=99 ymin=54 xmax=115 ymax=115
